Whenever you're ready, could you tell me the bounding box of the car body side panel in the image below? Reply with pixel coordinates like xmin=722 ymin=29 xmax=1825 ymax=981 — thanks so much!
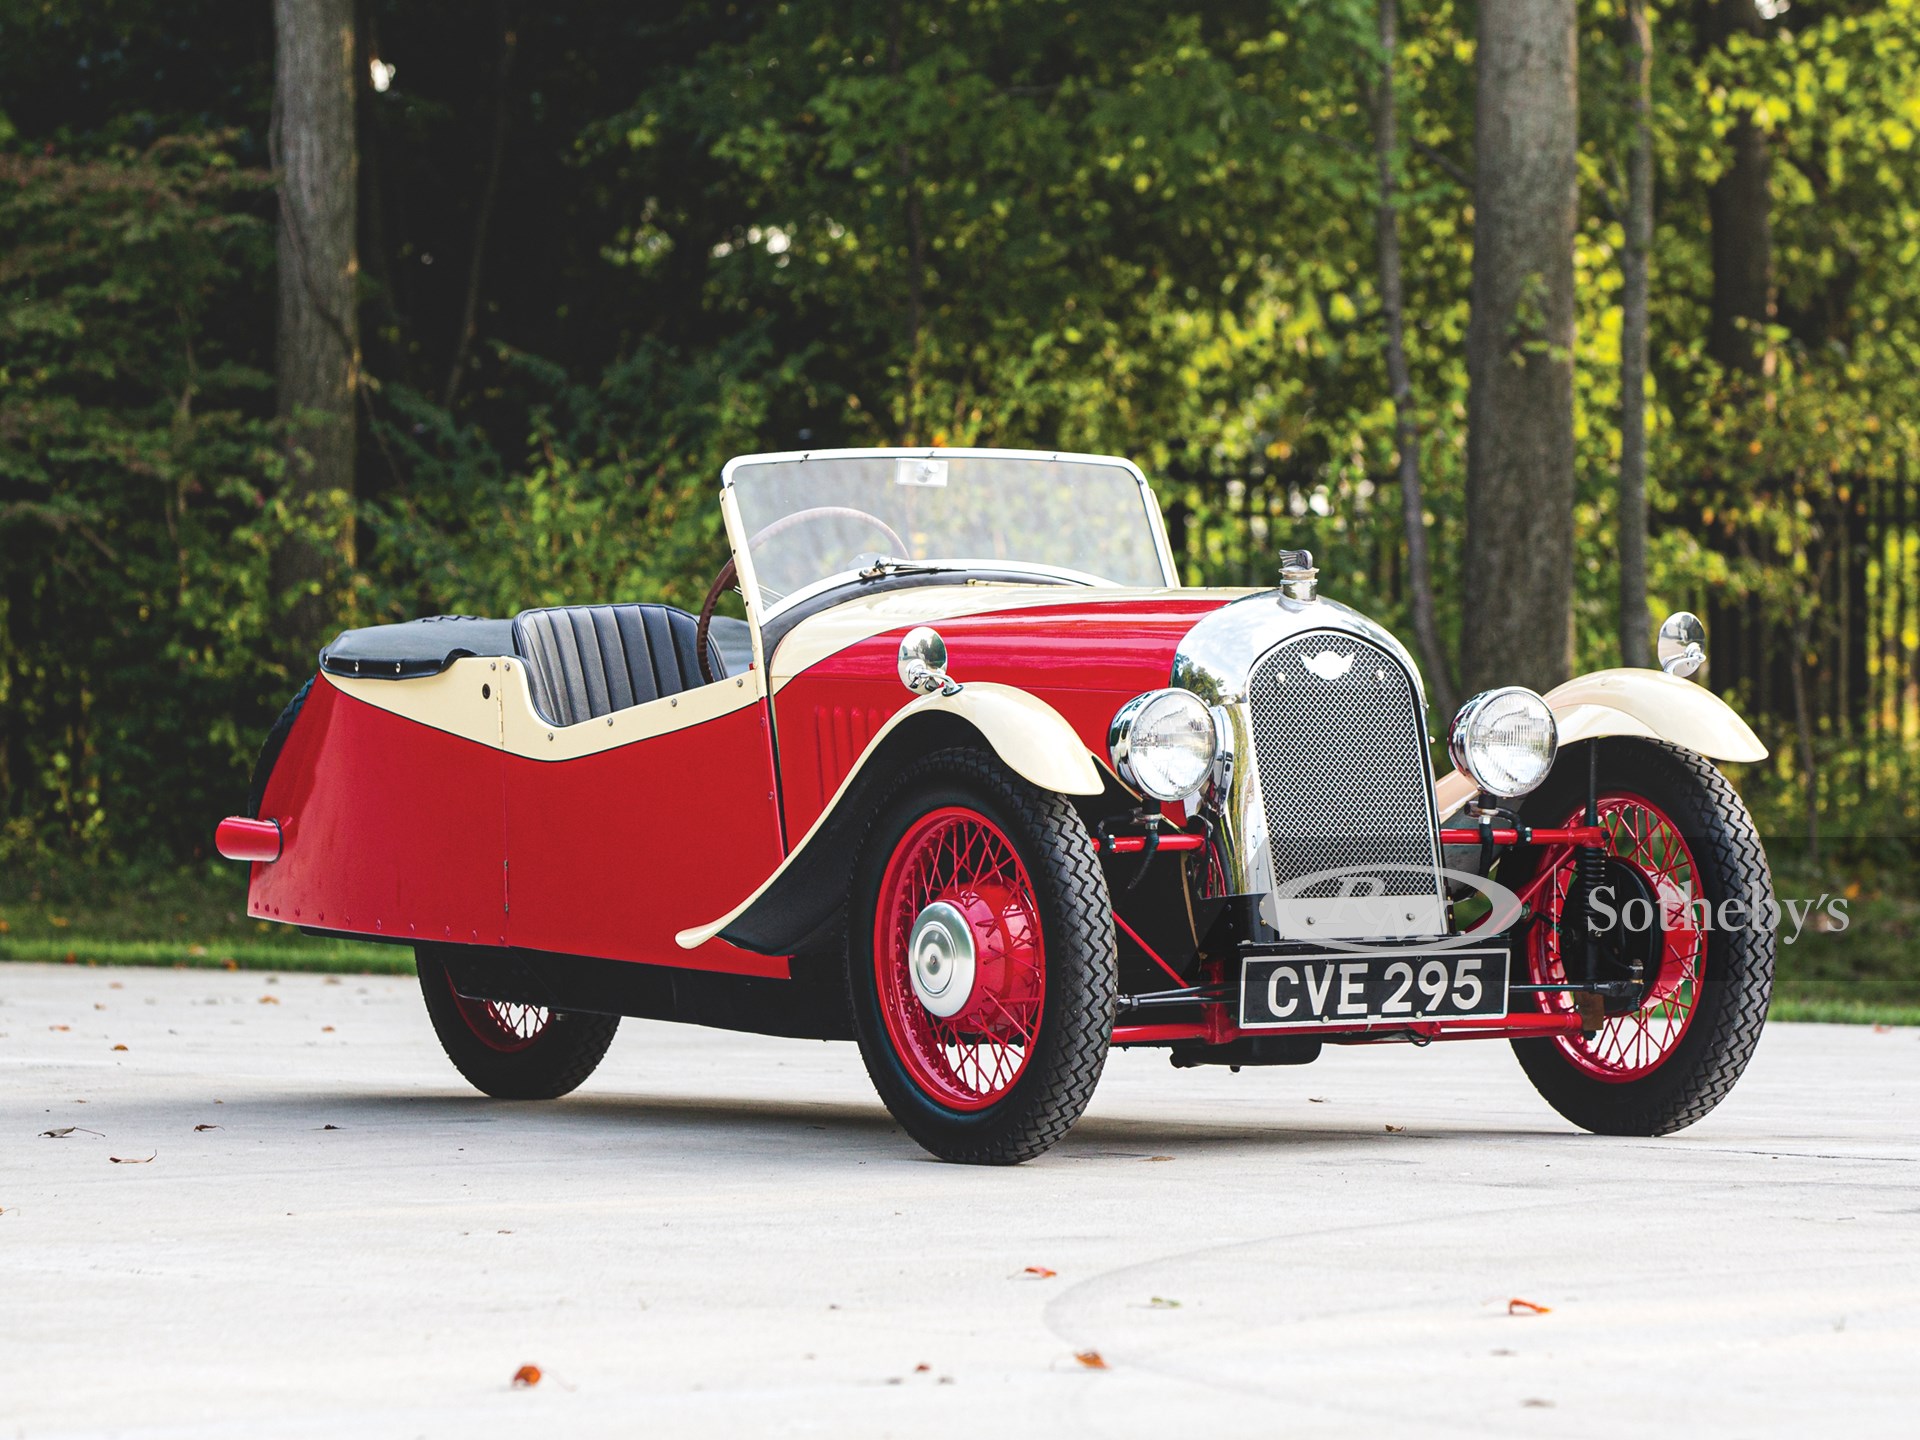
xmin=248 ymin=668 xmax=789 ymax=978
xmin=502 ymin=697 xmax=789 ymax=977
xmin=248 ymin=674 xmax=511 ymax=944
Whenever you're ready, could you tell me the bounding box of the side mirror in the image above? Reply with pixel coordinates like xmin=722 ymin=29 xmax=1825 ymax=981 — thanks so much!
xmin=1657 ymin=612 xmax=1707 ymax=680
xmin=898 ymin=627 xmax=961 ymax=696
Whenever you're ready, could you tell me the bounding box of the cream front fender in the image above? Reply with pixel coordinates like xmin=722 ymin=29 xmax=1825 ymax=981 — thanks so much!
xmin=675 ymin=682 xmax=1102 ymax=953
xmin=1434 ymin=668 xmax=1768 ymax=821
xmin=907 ymin=682 xmax=1106 ymax=799
xmin=1544 ymin=668 xmax=1767 ymax=762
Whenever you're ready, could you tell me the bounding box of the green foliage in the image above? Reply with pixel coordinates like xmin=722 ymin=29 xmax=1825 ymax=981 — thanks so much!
xmin=2 ymin=0 xmax=1919 ymax=874
xmin=0 ymin=132 xmax=282 ymax=866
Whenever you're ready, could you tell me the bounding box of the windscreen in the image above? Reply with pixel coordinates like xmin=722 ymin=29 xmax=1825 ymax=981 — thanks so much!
xmin=728 ymin=452 xmax=1170 ymax=615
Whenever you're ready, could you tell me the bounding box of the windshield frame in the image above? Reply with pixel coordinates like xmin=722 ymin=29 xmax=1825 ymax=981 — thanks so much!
xmin=717 ymin=447 xmax=1180 ymax=639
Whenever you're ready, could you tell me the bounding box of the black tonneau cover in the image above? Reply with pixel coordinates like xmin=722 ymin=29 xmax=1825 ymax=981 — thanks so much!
xmin=320 ymin=615 xmax=515 ymax=680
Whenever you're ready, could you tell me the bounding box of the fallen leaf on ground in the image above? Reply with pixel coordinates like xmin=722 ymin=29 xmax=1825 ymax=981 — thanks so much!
xmin=111 ymin=1044 xmax=128 ymax=1052
xmin=511 ymin=1365 xmax=542 ymax=1388
xmin=1148 ymin=1297 xmax=1181 ymax=1309
xmin=324 ymin=976 xmax=341 ymax=985
xmin=258 ymin=994 xmax=280 ymax=1005
xmin=40 ymin=1127 xmax=102 ymax=1139
xmin=1074 ymin=1351 xmax=1109 ymax=1370
xmin=1508 ymin=1298 xmax=1552 ymax=1316
xmin=1022 ymin=1266 xmax=1057 ymax=1279
xmin=110 ymin=1152 xmax=156 ymax=1164
xmin=1308 ymin=1096 xmax=1328 ymax=1103
xmin=913 ymin=1363 xmax=931 ymax=1373
xmin=1523 ymin=1398 xmax=1556 ymax=1408
xmin=194 ymin=1124 xmax=221 ymax=1132
xmin=49 ymin=1024 xmax=69 ymax=1032
xmin=110 ymin=981 xmax=123 ymax=989
xmin=94 ymin=1003 xmax=106 ymax=1011
xmin=1873 ymin=1024 xmax=1893 ymax=1034
xmin=321 ymin=1026 xmax=335 ymax=1033
xmin=222 ymin=959 xmax=238 ymax=971
xmin=1384 ymin=1124 xmax=1405 ymax=1133
xmin=1145 ymin=1155 xmax=1173 ymax=1162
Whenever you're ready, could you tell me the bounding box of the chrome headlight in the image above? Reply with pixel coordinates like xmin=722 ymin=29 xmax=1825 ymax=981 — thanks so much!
xmin=1449 ymin=687 xmax=1558 ymax=798
xmin=1109 ymin=689 xmax=1219 ymax=801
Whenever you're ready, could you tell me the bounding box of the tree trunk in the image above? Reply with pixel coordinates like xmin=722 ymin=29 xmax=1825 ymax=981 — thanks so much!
xmin=1618 ymin=0 xmax=1654 ymax=669
xmin=1460 ymin=0 xmax=1580 ymax=697
xmin=1373 ymin=0 xmax=1456 ymax=716
xmin=1702 ymin=0 xmax=1773 ymax=374
xmin=273 ymin=0 xmax=359 ymax=662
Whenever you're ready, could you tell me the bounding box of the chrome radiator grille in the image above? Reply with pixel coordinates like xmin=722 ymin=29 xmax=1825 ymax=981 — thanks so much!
xmin=1245 ymin=632 xmax=1442 ymax=907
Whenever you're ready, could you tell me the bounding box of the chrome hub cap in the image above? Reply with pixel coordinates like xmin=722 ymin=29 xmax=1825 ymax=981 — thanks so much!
xmin=907 ymin=900 xmax=976 ymax=1019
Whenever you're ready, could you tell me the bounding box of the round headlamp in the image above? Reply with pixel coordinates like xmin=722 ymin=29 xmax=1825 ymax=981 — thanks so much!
xmin=1109 ymin=689 xmax=1219 ymax=802
xmin=1448 ymin=687 xmax=1559 ymax=798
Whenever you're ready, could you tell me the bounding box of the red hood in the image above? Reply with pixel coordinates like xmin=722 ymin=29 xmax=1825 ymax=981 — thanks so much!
xmin=767 ymin=587 xmax=1249 ymax=835
xmin=779 ymin=588 xmax=1238 ymax=694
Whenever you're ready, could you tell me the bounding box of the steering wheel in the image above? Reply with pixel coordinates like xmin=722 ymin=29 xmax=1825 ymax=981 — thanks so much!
xmin=695 ymin=505 xmax=911 ymax=684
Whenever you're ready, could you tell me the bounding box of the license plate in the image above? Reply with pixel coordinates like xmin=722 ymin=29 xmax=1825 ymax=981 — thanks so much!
xmin=1239 ymin=948 xmax=1509 ymax=1029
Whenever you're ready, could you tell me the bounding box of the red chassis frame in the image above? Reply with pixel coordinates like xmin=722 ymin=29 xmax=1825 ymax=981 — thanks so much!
xmin=1106 ymin=825 xmax=1603 ymax=1049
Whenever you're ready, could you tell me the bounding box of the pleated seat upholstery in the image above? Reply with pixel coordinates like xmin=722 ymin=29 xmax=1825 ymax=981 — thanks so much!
xmin=512 ymin=604 xmax=723 ymax=727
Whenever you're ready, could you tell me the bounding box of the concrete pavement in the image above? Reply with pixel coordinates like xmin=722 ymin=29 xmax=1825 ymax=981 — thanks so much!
xmin=2 ymin=960 xmax=1916 ymax=1438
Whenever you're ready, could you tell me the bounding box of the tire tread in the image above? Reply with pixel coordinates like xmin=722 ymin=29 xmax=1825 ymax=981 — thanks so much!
xmin=846 ymin=747 xmax=1115 ymax=1164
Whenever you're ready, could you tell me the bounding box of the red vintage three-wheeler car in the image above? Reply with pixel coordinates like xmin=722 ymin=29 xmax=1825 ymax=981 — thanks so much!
xmin=218 ymin=448 xmax=1775 ymax=1163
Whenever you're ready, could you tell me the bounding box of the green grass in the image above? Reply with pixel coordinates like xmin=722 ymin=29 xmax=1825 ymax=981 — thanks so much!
xmin=0 ymin=936 xmax=410 ymax=974
xmin=1770 ymin=995 xmax=1920 ymax=1027
xmin=0 ymin=863 xmax=408 ymax=975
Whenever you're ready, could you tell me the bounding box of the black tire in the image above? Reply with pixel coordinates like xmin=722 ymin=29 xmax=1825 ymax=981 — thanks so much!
xmin=846 ymin=748 xmax=1116 ymax=1164
xmin=1506 ymin=738 xmax=1774 ymax=1136
xmin=415 ymin=945 xmax=620 ymax=1100
xmin=246 ymin=676 xmax=314 ymax=818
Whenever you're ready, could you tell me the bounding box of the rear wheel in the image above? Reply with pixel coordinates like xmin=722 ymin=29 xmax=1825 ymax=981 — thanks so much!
xmin=1505 ymin=739 xmax=1775 ymax=1135
xmin=415 ymin=945 xmax=620 ymax=1099
xmin=847 ymin=749 xmax=1116 ymax=1164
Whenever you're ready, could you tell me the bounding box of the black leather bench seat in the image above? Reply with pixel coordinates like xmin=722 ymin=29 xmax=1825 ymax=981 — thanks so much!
xmin=513 ymin=604 xmax=723 ymax=727
xmin=321 ymin=604 xmax=746 ymax=727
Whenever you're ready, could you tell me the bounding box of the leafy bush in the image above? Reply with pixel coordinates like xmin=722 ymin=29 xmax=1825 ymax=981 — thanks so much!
xmin=0 ymin=133 xmax=281 ymax=868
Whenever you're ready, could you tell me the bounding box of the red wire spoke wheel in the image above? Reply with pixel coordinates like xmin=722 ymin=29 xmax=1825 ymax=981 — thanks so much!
xmin=1507 ymin=738 xmax=1775 ymax=1137
xmin=451 ymin=993 xmax=553 ymax=1054
xmin=873 ymin=807 xmax=1046 ymax=1111
xmin=848 ymin=748 xmax=1117 ymax=1164
xmin=414 ymin=944 xmax=620 ymax=1100
xmin=1526 ymin=794 xmax=1706 ymax=1081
